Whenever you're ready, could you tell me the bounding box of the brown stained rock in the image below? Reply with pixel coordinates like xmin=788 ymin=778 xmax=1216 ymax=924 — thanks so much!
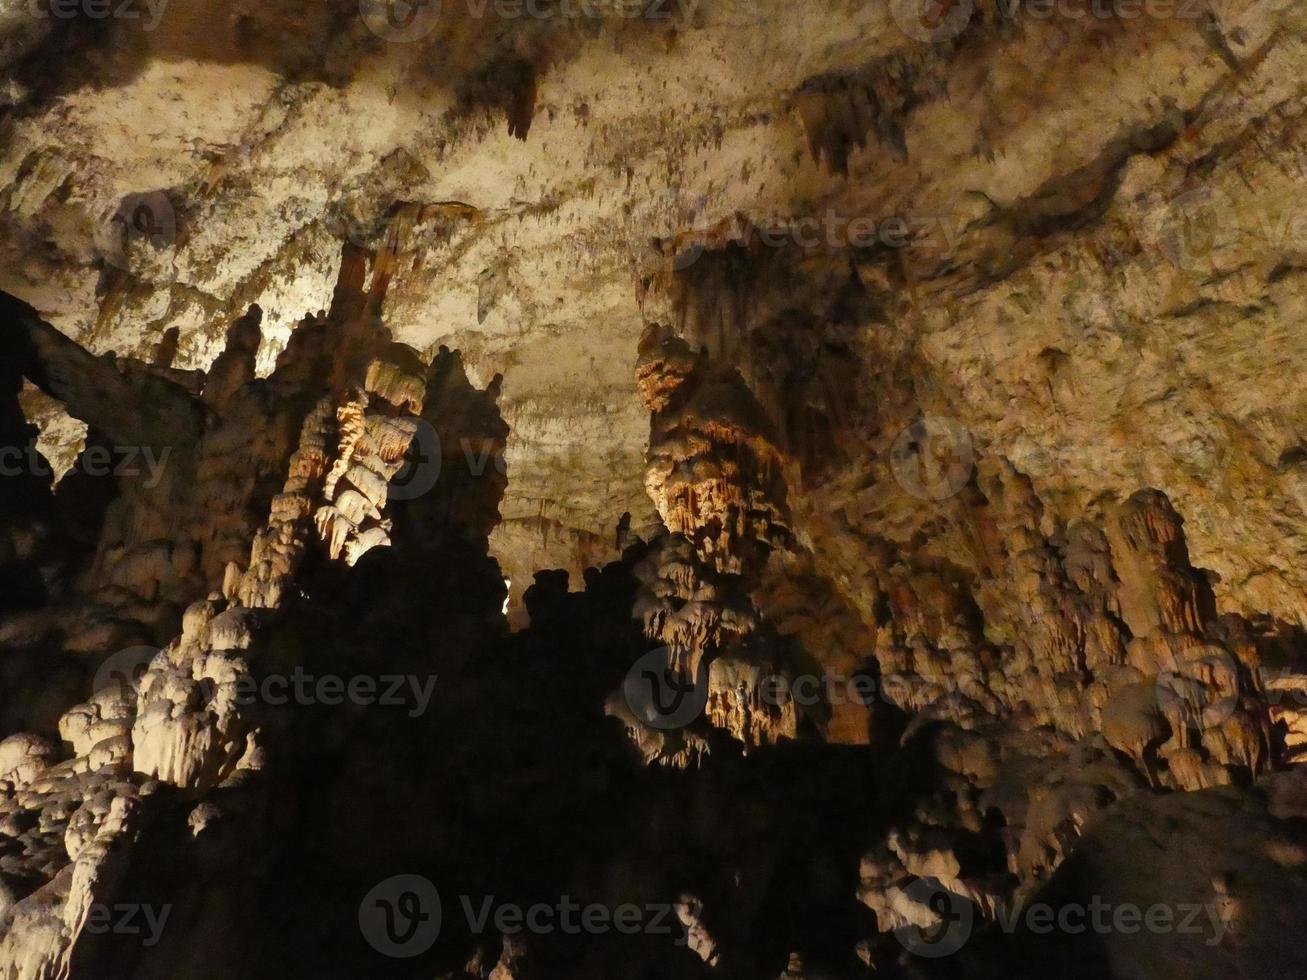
xmin=0 ymin=238 xmax=449 ymax=974
xmin=201 ymin=305 xmax=263 ymax=416
xmin=1106 ymin=489 xmax=1213 ymax=640
xmin=2 ymin=4 xmax=1307 ymax=974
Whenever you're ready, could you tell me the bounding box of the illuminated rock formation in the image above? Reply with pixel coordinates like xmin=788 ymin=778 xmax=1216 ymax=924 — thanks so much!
xmin=3 ymin=1 xmax=1307 ymax=977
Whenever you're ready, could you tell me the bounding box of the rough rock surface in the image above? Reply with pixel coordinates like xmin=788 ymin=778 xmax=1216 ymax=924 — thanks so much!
xmin=3 ymin=0 xmax=1307 ymax=978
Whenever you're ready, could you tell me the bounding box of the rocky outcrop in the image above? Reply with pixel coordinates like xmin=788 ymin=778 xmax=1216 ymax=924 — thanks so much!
xmin=0 ymin=233 xmax=459 ymax=976
xmin=4 ymin=1 xmax=1307 ymax=977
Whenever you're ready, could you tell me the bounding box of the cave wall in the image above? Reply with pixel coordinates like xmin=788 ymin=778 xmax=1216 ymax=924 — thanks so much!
xmin=3 ymin=0 xmax=1307 ymax=978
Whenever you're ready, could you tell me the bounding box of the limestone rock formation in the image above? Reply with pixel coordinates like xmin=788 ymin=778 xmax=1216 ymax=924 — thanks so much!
xmin=4 ymin=1 xmax=1307 ymax=978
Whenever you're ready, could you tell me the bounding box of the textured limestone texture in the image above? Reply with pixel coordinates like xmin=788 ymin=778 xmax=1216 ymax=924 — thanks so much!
xmin=4 ymin=0 xmax=1307 ymax=978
